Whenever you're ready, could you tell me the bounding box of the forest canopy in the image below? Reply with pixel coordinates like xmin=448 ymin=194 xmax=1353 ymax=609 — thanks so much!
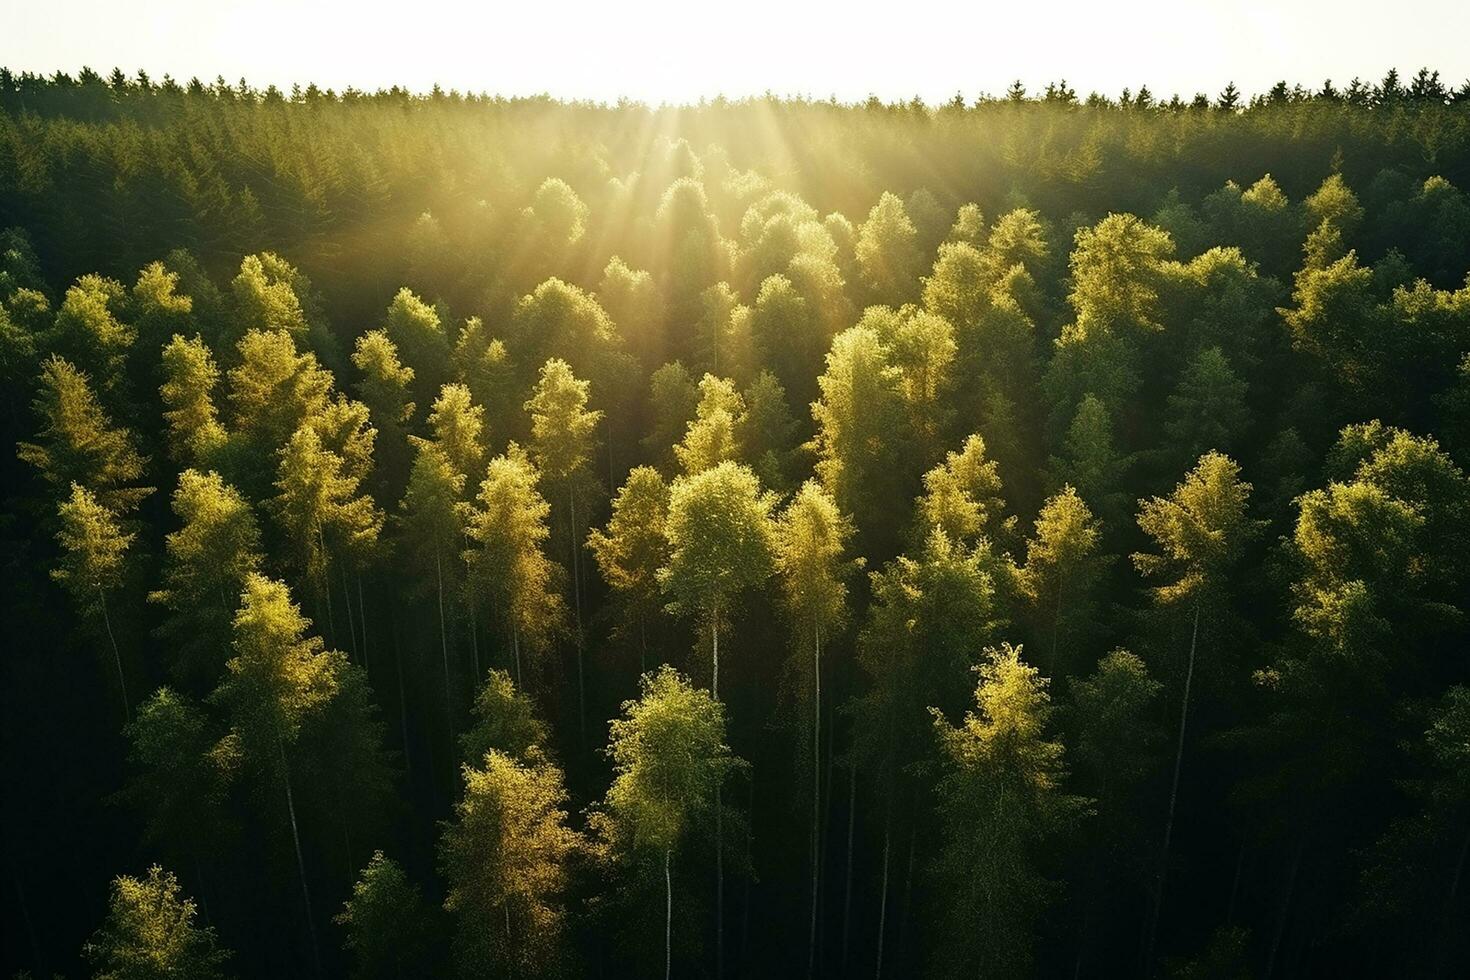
xmin=2 ymin=67 xmax=1469 ymax=978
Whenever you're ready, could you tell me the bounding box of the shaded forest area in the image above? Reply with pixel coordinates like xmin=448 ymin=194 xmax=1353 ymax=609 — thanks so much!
xmin=2 ymin=67 xmax=1469 ymax=978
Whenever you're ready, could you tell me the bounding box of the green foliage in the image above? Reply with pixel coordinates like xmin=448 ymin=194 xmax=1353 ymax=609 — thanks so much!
xmin=52 ymin=482 xmax=133 ymax=616
xmin=660 ymin=460 xmax=776 ymax=624
xmin=462 ymin=668 xmax=552 ymax=765
xmin=1133 ymin=452 xmax=1257 ymax=605
xmin=597 ymin=666 xmax=741 ymax=854
xmin=440 ymin=749 xmax=581 ymax=977
xmin=150 ymin=470 xmax=263 ymax=683
xmin=930 ymin=644 xmax=1086 ymax=978
xmin=84 ymin=866 xmax=231 ymax=980
xmin=336 ymin=852 xmax=437 ymax=980
xmin=18 ymin=355 xmax=151 ymax=512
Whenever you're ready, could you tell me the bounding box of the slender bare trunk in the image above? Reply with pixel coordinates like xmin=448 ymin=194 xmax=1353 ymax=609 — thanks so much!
xmin=665 ymin=848 xmax=674 ymax=980
xmin=279 ymin=740 xmax=320 ymax=976
xmin=1145 ymin=597 xmax=1202 ymax=968
xmin=711 ymin=606 xmax=723 ymax=980
xmin=639 ymin=614 xmax=647 ymax=674
xmin=809 ymin=620 xmax=822 ymax=977
xmin=392 ymin=615 xmax=410 ymax=776
xmin=571 ymin=483 xmax=585 ymax=744
xmin=1049 ymin=570 xmax=1065 ymax=674
xmin=469 ymin=597 xmax=480 ymax=681
xmin=436 ymin=546 xmax=451 ymax=723
xmin=98 ymin=590 xmax=129 ymax=722
xmin=357 ymin=575 xmax=369 ymax=662
xmin=842 ymin=762 xmax=857 ymax=969
xmin=1265 ymin=840 xmax=1303 ymax=979
xmin=512 ymin=627 xmax=523 ymax=688
xmin=875 ymin=805 xmax=891 ymax=980
xmin=342 ymin=566 xmax=357 ymax=661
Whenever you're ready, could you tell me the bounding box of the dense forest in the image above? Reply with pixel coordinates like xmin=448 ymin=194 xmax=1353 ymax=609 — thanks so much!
xmin=2 ymin=66 xmax=1469 ymax=979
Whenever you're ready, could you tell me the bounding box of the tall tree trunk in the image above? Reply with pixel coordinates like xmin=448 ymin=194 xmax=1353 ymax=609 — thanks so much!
xmin=842 ymin=762 xmax=857 ymax=970
xmin=665 ymin=847 xmax=673 ymax=980
xmin=435 ymin=546 xmax=451 ymax=724
xmin=392 ymin=611 xmax=411 ymax=776
xmin=341 ymin=566 xmax=357 ymax=660
xmin=469 ymin=597 xmax=480 ymax=682
xmin=357 ymin=575 xmax=369 ymax=663
xmin=809 ymin=620 xmax=822 ymax=978
xmin=639 ymin=615 xmax=648 ymax=674
xmin=279 ymin=740 xmax=321 ymax=976
xmin=1265 ymin=839 xmax=1303 ymax=979
xmin=512 ymin=627 xmax=523 ymax=688
xmin=570 ymin=482 xmax=585 ymax=744
xmin=98 ymin=590 xmax=129 ymax=722
xmin=711 ymin=606 xmax=723 ymax=980
xmin=875 ymin=803 xmax=892 ymax=980
xmin=1145 ymin=597 xmax=1202 ymax=969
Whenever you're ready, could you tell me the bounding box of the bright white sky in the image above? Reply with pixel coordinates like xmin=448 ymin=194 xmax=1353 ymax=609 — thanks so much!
xmin=3 ymin=0 xmax=1467 ymax=104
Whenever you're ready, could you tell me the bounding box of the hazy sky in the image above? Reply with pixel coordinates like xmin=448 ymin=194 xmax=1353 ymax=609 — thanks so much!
xmin=4 ymin=0 xmax=1467 ymax=104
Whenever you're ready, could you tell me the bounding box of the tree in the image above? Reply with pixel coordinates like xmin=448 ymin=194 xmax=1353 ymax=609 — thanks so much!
xmin=159 ymin=334 xmax=227 ymax=466
xmin=930 ymin=644 xmax=1085 ymax=978
xmin=440 ymin=749 xmax=581 ymax=978
xmin=643 ymin=361 xmax=700 ymax=471
xmin=336 ymin=851 xmax=437 ymax=980
xmin=47 ymin=274 xmax=134 ymax=407
xmin=381 ymin=287 xmax=450 ymax=398
xmin=659 ymin=460 xmax=774 ymax=975
xmin=1164 ymin=347 xmax=1250 ymax=466
xmin=18 ymin=355 xmax=151 ymax=513
xmin=149 ymin=469 xmax=263 ymax=685
xmin=525 ymin=358 xmax=602 ymax=711
xmin=120 ymin=688 xmax=236 ymax=897
xmin=425 ymin=383 xmax=486 ymax=484
xmin=594 ymin=666 xmax=744 ymax=980
xmin=1068 ymin=650 xmax=1164 ymax=969
xmin=811 ymin=325 xmax=909 ymax=557
xmin=211 ymin=574 xmax=345 ymax=972
xmin=587 ymin=466 xmax=671 ymax=671
xmin=84 ymin=865 xmax=231 ymax=980
xmin=52 ymin=483 xmax=135 ymax=719
xmin=271 ymin=425 xmax=384 ymax=635
xmin=660 ymin=460 xmax=777 ymax=699
xmin=1049 ymin=393 xmax=1131 ymax=531
xmin=1022 ymin=486 xmax=1106 ymax=674
xmin=856 ymin=192 xmax=922 ymax=306
xmin=849 ymin=528 xmax=1007 ymax=974
xmin=674 ymin=373 xmax=744 ymax=475
xmin=1133 ymin=452 xmax=1258 ymax=959
xmin=225 ymin=329 xmax=332 ymax=477
xmin=915 ymin=433 xmax=1013 ymax=550
xmin=463 ymin=446 xmax=566 ymax=687
xmin=461 ymin=668 xmax=551 ymax=766
xmin=774 ymin=480 xmax=855 ymax=973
